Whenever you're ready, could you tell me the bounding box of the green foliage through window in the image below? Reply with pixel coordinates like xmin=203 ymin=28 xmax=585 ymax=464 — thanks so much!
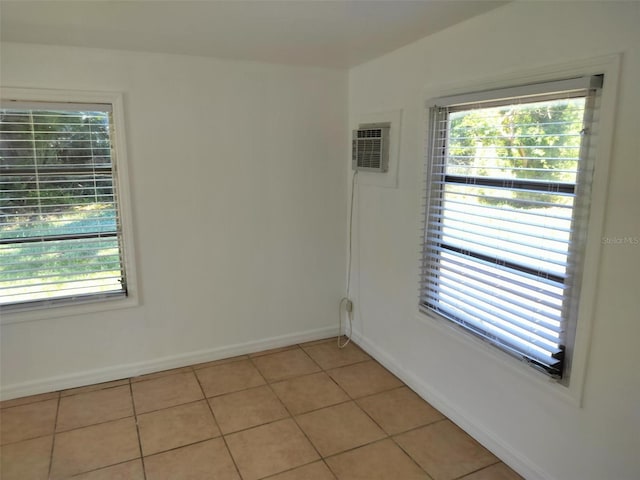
xmin=447 ymin=98 xmax=584 ymax=208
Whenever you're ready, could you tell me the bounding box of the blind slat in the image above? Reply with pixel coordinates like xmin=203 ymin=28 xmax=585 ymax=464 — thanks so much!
xmin=420 ymin=247 xmax=566 ymax=298
xmin=422 ymin=266 xmax=564 ymax=325
xmin=427 ymin=283 xmax=561 ymax=348
xmin=425 ymin=271 xmax=563 ymax=332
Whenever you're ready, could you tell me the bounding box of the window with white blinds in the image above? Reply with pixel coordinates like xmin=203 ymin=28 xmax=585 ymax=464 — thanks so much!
xmin=0 ymin=101 xmax=128 ymax=309
xmin=420 ymin=76 xmax=603 ymax=379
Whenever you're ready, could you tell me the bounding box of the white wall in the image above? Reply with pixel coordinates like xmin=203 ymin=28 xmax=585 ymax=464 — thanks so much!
xmin=0 ymin=43 xmax=348 ymax=397
xmin=348 ymin=2 xmax=639 ymax=480
xmin=2 ymin=4 xmax=639 ymax=478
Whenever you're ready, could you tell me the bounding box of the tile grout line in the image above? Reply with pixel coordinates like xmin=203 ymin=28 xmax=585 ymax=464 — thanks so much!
xmin=60 ymin=381 xmax=131 ymax=398
xmin=192 ymin=355 xmax=250 ymax=370
xmin=304 ymin=340 xmax=436 ymax=479
xmin=128 ymin=377 xmax=148 ymax=480
xmin=272 ymin=340 xmax=401 ymax=478
xmin=100 ymin=348 xmax=353 ymax=422
xmin=65 ymin=458 xmax=142 ymax=479
xmin=298 ymin=365 xmax=410 ymax=479
xmin=389 ymin=417 xmax=502 ymax=480
xmin=247 ymin=347 xmax=338 ymax=479
xmin=192 ymin=366 xmax=245 ymax=480
xmin=51 ymin=382 xmax=136 ymax=434
xmin=0 ymin=432 xmax=61 ymax=448
xmin=296 ymin=377 xmax=428 ymax=479
xmin=287 ymin=397 xmax=354 ymax=419
xmin=389 ymin=435 xmax=437 ymax=479
xmin=0 ymin=357 xmax=388 ymax=443
xmin=248 ymin=344 xmax=302 ymax=359
xmin=43 ymin=413 xmax=137 ymax=436
xmin=317 ymin=435 xmax=435 ymax=478
xmin=326 ymin=341 xmax=503 ymax=479
xmin=389 ymin=418 xmax=452 ymax=480
xmin=452 ymin=459 xmax=504 ymax=480
xmin=130 ymin=367 xmax=194 ymax=384
xmin=131 ymin=395 xmax=211 ymax=417
xmin=257 ymin=459 xmax=337 ymax=480
xmin=308 ymin=340 xmax=495 ymax=480
xmin=0 ymin=394 xmax=59 ymax=411
xmin=4 ymin=337 xmax=510 ymax=480
xmin=140 ymin=437 xmax=224 ymax=459
xmin=46 ymin=391 xmax=61 ymax=479
xmin=0 ymin=339 xmax=336 ymax=409
xmin=390 ymin=416 xmax=449 ymax=437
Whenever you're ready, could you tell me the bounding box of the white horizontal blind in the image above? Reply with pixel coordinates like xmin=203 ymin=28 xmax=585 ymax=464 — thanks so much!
xmin=0 ymin=102 xmax=127 ymax=308
xmin=420 ymin=77 xmax=601 ymax=378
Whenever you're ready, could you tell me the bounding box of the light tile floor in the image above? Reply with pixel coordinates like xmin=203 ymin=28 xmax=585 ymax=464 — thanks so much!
xmin=0 ymin=338 xmax=524 ymax=480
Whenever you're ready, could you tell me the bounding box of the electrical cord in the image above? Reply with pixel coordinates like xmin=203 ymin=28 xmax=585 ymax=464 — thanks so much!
xmin=338 ymin=170 xmax=358 ymax=349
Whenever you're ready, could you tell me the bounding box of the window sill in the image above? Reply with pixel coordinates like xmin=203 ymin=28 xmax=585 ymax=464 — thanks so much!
xmin=0 ymin=294 xmax=139 ymax=325
xmin=415 ymin=308 xmax=584 ymax=407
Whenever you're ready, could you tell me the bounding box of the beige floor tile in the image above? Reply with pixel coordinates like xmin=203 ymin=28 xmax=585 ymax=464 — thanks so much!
xmin=0 ymin=435 xmax=52 ymax=480
xmin=57 ymin=385 xmax=133 ymax=432
xmin=357 ymin=387 xmax=444 ymax=435
xmin=226 ymin=418 xmax=319 ymax=480
xmin=130 ymin=366 xmax=193 ymax=383
xmin=71 ymin=459 xmax=145 ymax=479
xmin=0 ymin=345 xmax=523 ymax=480
xmin=394 ymin=420 xmax=498 ymax=480
xmin=326 ymin=439 xmax=431 ymax=480
xmin=131 ymin=371 xmax=203 ymax=414
xmin=252 ymin=348 xmax=321 ymax=382
xmin=295 ymin=401 xmax=386 ymax=457
xmin=271 ymin=372 xmax=349 ymax=415
xmin=301 ymin=341 xmax=370 ymax=370
xmin=249 ymin=344 xmax=300 ymax=358
xmin=144 ymin=438 xmax=240 ymax=480
xmin=61 ymin=379 xmax=129 ymax=397
xmin=209 ymin=385 xmax=288 ymax=434
xmin=137 ymin=400 xmax=220 ymax=456
xmin=195 ymin=360 xmax=266 ymax=397
xmin=192 ymin=355 xmax=249 ymax=369
xmin=0 ymin=391 xmax=59 ymax=409
xmin=460 ymin=462 xmax=523 ymax=480
xmin=50 ymin=417 xmax=140 ymax=479
xmin=327 ymin=361 xmax=402 ymax=398
xmin=267 ymin=461 xmax=336 ymax=480
xmin=0 ymin=398 xmax=58 ymax=445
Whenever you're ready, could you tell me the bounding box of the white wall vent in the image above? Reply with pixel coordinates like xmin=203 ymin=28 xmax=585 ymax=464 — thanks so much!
xmin=352 ymin=123 xmax=390 ymax=172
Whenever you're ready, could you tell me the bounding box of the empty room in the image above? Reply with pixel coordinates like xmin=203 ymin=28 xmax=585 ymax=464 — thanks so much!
xmin=0 ymin=1 xmax=638 ymax=479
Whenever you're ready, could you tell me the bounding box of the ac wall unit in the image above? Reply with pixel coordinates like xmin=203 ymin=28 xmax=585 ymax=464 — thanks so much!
xmin=352 ymin=123 xmax=390 ymax=173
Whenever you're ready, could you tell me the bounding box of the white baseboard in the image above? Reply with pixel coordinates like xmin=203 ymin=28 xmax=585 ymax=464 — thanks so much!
xmin=350 ymin=328 xmax=553 ymax=480
xmin=0 ymin=325 xmax=337 ymax=401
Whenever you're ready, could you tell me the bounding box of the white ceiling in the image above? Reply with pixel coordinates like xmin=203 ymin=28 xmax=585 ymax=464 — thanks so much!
xmin=0 ymin=0 xmax=508 ymax=68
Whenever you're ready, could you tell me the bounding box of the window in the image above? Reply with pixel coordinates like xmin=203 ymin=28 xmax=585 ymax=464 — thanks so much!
xmin=0 ymin=96 xmax=132 ymax=312
xmin=420 ymin=76 xmax=603 ymax=379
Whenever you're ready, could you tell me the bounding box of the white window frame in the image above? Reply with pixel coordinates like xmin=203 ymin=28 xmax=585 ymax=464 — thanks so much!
xmin=416 ymin=55 xmax=620 ymax=406
xmin=0 ymin=88 xmax=138 ymax=324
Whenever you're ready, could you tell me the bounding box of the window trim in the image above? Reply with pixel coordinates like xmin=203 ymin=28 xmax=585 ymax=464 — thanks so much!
xmin=416 ymin=54 xmax=621 ymax=406
xmin=0 ymin=88 xmax=138 ymax=324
